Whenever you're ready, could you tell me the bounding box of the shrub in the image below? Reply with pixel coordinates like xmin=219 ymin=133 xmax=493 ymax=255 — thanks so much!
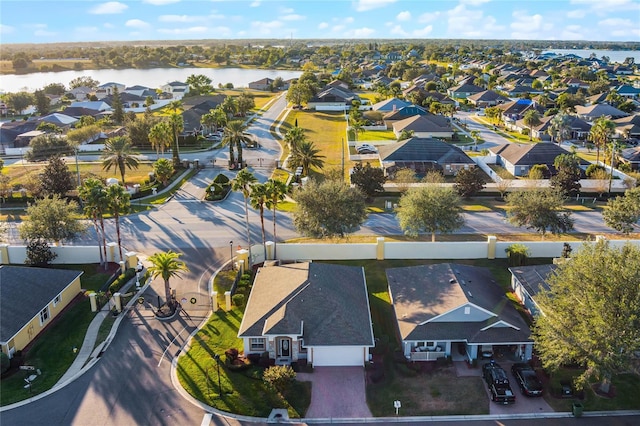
xmin=232 ymin=294 xmax=245 ymax=308
xmin=213 ymin=173 xmax=230 ymax=185
xmin=506 ymin=243 xmax=530 ymax=266
xmin=263 ymin=365 xmax=296 ymax=394
xmin=586 ymin=164 xmax=606 ymax=178
xmin=225 ymin=348 xmax=239 ymax=362
xmin=109 ymin=268 xmax=136 ymax=294
xmin=24 ymin=239 xmax=57 ymax=266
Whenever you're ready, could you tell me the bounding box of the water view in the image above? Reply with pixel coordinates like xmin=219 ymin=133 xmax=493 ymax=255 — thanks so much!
xmin=0 ymin=67 xmax=303 ymax=93
xmin=541 ymin=49 xmax=639 ymax=63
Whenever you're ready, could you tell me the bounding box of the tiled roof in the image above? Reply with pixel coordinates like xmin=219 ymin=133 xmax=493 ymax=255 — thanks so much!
xmin=0 ymin=266 xmax=83 ymax=343
xmin=238 ymin=263 xmax=374 ymax=347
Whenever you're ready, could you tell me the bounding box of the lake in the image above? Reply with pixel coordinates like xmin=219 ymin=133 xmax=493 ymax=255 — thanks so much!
xmin=541 ymin=49 xmax=639 ymax=63
xmin=0 ymin=67 xmax=303 ymax=93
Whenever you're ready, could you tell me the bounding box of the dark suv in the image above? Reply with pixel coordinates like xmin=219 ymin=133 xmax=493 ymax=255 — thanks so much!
xmin=483 ymin=361 xmax=510 ymax=386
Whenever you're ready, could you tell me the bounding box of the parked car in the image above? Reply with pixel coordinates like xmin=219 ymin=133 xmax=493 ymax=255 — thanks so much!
xmin=357 ymin=149 xmax=377 ymax=155
xmin=560 ymin=380 xmax=574 ymax=398
xmin=356 ymin=143 xmax=377 ymax=153
xmin=483 ymin=361 xmax=510 ymax=386
xmin=511 ymin=363 xmax=544 ymax=396
xmin=489 ymin=383 xmax=517 ymax=405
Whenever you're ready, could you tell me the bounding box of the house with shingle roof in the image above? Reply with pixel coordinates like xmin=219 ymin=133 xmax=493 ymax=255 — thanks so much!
xmin=248 ymin=77 xmax=275 ymax=91
xmin=447 ymin=82 xmax=484 ymax=100
xmin=613 ymin=114 xmax=640 ymax=139
xmin=161 ymin=81 xmax=190 ymax=100
xmin=371 ymin=97 xmax=411 ymax=112
xmin=391 ymin=114 xmax=453 ymax=139
xmin=387 ymin=264 xmax=534 ymax=363
xmin=238 ymin=262 xmax=374 ymax=367
xmin=378 ymin=137 xmax=474 ymax=177
xmin=509 ymin=264 xmax=557 ymax=317
xmin=467 ymin=90 xmax=510 ymax=107
xmin=575 ymin=104 xmax=629 ymax=121
xmin=0 ymin=266 xmax=83 ymax=358
xmin=489 ymin=143 xmax=589 ymax=177
xmin=620 ymin=147 xmax=640 ymax=170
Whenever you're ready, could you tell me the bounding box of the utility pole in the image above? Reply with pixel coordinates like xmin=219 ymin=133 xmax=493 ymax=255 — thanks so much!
xmin=341 ymin=137 xmax=345 ymax=179
xmin=608 ymin=140 xmax=616 ymax=194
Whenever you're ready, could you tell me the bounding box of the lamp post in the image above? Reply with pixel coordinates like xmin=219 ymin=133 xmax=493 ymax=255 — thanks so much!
xmin=230 ymin=240 xmax=234 ymax=270
xmin=608 ymin=140 xmax=616 ymax=194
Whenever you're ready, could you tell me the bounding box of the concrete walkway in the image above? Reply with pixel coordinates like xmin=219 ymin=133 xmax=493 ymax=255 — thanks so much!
xmin=298 ymin=367 xmax=372 ymax=418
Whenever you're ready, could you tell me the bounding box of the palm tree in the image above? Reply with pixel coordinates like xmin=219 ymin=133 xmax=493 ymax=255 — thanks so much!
xmin=589 ymin=116 xmax=616 ymax=164
xmin=101 ymin=136 xmax=139 ymax=186
xmin=350 ymin=119 xmax=365 ymax=142
xmin=78 ymin=178 xmax=108 ymax=268
xmin=547 ymin=112 xmax=572 ymax=146
xmin=222 ymin=120 xmax=252 ymax=168
xmin=232 ymin=169 xmax=258 ymax=267
xmin=200 ymin=111 xmax=216 ymax=135
xmin=169 ymin=111 xmax=184 ymax=167
xmin=105 ymin=183 xmax=130 ymax=262
xmin=148 ymin=121 xmax=172 ymax=159
xmin=284 ymin=126 xmax=306 ymax=154
xmin=221 ymin=96 xmax=238 ymax=118
xmin=211 ymin=106 xmax=228 ymax=132
xmin=148 ymin=250 xmax=189 ymax=310
xmin=470 ymin=130 xmax=480 ymax=147
xmin=290 ymin=141 xmax=326 ymax=176
xmin=249 ymin=182 xmax=269 ymax=259
xmin=523 ymin=110 xmax=542 ymax=141
xmin=264 ymin=179 xmax=288 ymax=258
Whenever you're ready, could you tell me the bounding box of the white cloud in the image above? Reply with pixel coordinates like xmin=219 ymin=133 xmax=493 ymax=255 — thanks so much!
xmin=75 ymin=26 xmax=100 ymax=35
xmin=126 ymin=19 xmax=151 ymax=29
xmin=461 ymin=0 xmax=491 ymax=5
xmin=344 ymin=17 xmax=355 ymax=24
xmin=344 ymin=27 xmax=375 ymax=37
xmin=280 ymin=7 xmax=294 ymax=14
xmin=598 ymin=17 xmax=634 ymax=27
xmin=143 ymin=0 xmax=180 ymax=5
xmin=418 ymin=12 xmax=440 ymax=23
xmin=282 ymin=14 xmax=305 ymax=21
xmin=35 ymin=29 xmax=57 ymax=37
xmin=447 ymin=5 xmax=505 ymax=38
xmin=89 ymin=2 xmax=128 ymax=14
xmin=567 ymin=9 xmax=586 ymax=18
xmin=250 ymin=1 xmax=261 ymax=7
xmin=354 ymin=0 xmax=397 ymax=12
xmin=561 ymin=24 xmax=585 ymax=40
xmin=413 ymin=25 xmax=434 ymax=37
xmin=103 ymin=23 xmax=114 ymax=29
xmin=510 ymin=10 xmax=552 ymax=39
xmin=157 ymin=26 xmax=212 ymax=35
xmin=389 ymin=25 xmax=408 ymax=36
xmin=332 ymin=25 xmax=346 ymax=33
xmin=0 ymin=24 xmax=14 ymax=34
xmin=158 ymin=14 xmax=207 ymax=23
xmin=569 ymin=0 xmax=639 ymax=13
xmin=396 ymin=11 xmax=411 ymax=21
xmin=318 ymin=22 xmax=329 ymax=29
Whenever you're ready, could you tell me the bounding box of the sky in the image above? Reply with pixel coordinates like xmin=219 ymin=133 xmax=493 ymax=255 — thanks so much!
xmin=1 ymin=0 xmax=639 ymax=44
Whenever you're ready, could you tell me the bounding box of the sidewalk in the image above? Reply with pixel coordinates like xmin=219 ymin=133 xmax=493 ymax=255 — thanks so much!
xmin=55 ymin=262 xmax=148 ymax=387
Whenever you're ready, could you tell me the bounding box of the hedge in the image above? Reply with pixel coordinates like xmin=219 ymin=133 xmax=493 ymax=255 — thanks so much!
xmin=108 ymin=268 xmax=136 ymax=294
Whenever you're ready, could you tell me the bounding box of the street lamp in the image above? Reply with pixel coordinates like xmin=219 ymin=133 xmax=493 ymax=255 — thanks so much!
xmin=230 ymin=240 xmax=234 ymax=270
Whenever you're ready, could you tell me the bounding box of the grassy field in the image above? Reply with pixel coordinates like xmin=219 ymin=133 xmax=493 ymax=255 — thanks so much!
xmin=215 ymin=88 xmax=277 ymax=111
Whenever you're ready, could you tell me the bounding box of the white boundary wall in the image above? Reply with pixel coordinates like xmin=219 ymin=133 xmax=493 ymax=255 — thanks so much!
xmin=1 ymin=244 xmax=121 ymax=265
xmin=277 ymin=243 xmax=377 ymax=261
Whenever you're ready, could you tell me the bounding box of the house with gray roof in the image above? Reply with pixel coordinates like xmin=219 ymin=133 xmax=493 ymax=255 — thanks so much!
xmin=391 ymin=114 xmax=453 ymax=139
xmin=467 ymin=90 xmax=510 ymax=108
xmin=371 ymin=97 xmax=411 ymax=112
xmin=0 ymin=265 xmax=83 ymax=358
xmin=387 ymin=263 xmax=534 ymax=363
xmin=489 ymin=143 xmax=590 ymax=177
xmin=378 ymin=137 xmax=474 ymax=177
xmin=575 ymin=104 xmax=629 ymax=121
xmin=446 ymin=82 xmax=484 ymax=100
xmin=508 ymin=264 xmax=557 ymax=317
xmin=620 ymin=146 xmax=640 ymax=171
xmin=238 ymin=262 xmax=374 ymax=367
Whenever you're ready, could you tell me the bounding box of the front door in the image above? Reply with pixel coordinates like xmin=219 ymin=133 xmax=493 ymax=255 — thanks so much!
xmin=280 ymin=338 xmax=290 ymax=357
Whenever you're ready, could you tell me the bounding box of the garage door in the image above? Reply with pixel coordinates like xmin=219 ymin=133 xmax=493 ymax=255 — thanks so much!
xmin=312 ymin=346 xmax=364 ymax=367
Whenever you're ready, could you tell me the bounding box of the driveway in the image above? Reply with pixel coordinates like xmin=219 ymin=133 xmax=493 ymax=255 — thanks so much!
xmin=297 ymin=367 xmax=371 ymax=419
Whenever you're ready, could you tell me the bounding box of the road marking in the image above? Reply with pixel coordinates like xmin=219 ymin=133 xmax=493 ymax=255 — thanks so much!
xmin=200 ymin=413 xmax=212 ymax=426
xmin=157 ymin=324 xmax=190 ymax=367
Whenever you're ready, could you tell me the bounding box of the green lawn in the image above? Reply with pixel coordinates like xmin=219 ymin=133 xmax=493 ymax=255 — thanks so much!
xmin=353 ymin=130 xmax=397 ymax=142
xmin=52 ymin=264 xmax=114 ymax=292
xmin=0 ymin=296 xmax=96 ymax=406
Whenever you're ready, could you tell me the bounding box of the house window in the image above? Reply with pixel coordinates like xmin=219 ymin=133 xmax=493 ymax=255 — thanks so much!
xmin=464 ymin=307 xmax=471 ymax=315
xmin=39 ymin=307 xmax=50 ymax=325
xmin=53 ymin=294 xmax=61 ymax=307
xmin=249 ymin=338 xmax=265 ymax=351
xmin=298 ymin=339 xmax=307 ymax=353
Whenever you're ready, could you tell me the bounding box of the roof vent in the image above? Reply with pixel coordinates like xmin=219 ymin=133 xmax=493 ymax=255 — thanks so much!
xmin=449 ymin=278 xmax=456 ymax=283
xmin=467 ymin=291 xmax=473 ymax=298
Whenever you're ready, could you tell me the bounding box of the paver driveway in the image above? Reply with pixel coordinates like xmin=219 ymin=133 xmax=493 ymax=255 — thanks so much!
xmin=297 ymin=367 xmax=372 ymax=419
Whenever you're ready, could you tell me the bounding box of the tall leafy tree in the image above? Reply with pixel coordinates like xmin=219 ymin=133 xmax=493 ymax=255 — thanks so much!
xmin=111 ymin=87 xmax=124 ymax=125
xmin=454 ymin=167 xmax=486 ymax=198
xmin=20 ymin=194 xmax=87 ymax=245
xmin=588 ymin=116 xmax=615 ymax=164
xmin=523 ymin=109 xmax=541 ymax=141
xmin=396 ymin=186 xmax=465 ymax=242
xmin=350 ymin=162 xmax=386 ymax=200
xmin=34 ymin=89 xmax=50 ymax=116
xmin=533 ymin=240 xmax=640 ymax=393
xmin=186 ymin=74 xmax=213 ymax=96
xmin=221 ymin=96 xmax=238 ymax=117
xmin=547 ymin=112 xmax=572 ymax=145
xmin=550 ymin=153 xmax=582 ymax=197
xmin=222 ymin=120 xmax=251 ymax=167
xmin=237 ymin=92 xmax=255 ymax=117
xmin=5 ymin=92 xmax=34 ymax=115
xmin=105 ymin=183 xmax=131 ymax=262
xmin=148 ymin=121 xmax=173 ymax=159
xmin=148 ymin=250 xmax=189 ymax=310
xmin=293 ymin=179 xmax=367 ymax=238
xmin=506 ymin=188 xmax=574 ymax=239
xmin=603 ymin=187 xmax=640 ymax=234
xmin=232 ymin=169 xmax=258 ymax=266
xmin=289 ymin=141 xmax=325 ymax=177
xmin=78 ymin=178 xmax=108 ymax=267
xmin=101 ymin=136 xmax=139 ymax=186
xmin=41 ymin=155 xmax=74 ymax=197
xmin=153 ymin=158 xmax=174 ymax=187
xmin=264 ymin=179 xmax=289 ymax=258
xmin=249 ymin=182 xmax=269 ymax=259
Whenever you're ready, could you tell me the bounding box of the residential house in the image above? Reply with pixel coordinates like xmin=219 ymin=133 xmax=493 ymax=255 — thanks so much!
xmin=383 ymin=105 xmax=429 ymax=124
xmin=467 ymin=90 xmax=510 ymax=108
xmin=613 ymin=114 xmax=640 ymax=139
xmin=238 ymin=262 xmax=374 ymax=367
xmin=13 ymin=130 xmax=46 ymax=148
xmin=517 ymin=114 xmax=590 ymax=141
xmin=509 ymin=264 xmax=557 ymax=317
xmin=489 ymin=143 xmax=589 ymax=177
xmin=615 ymin=84 xmax=640 ymax=99
xmin=95 ymin=82 xmax=126 ymax=99
xmin=575 ymin=104 xmax=629 ymax=121
xmin=68 ymin=101 xmax=112 ymax=112
xmin=378 ymin=137 xmax=474 ymax=177
xmin=161 ymin=81 xmax=190 ymax=100
xmin=180 ymin=95 xmax=226 ymax=135
xmin=391 ymin=114 xmax=453 ymax=139
xmin=447 ymin=83 xmax=484 ymax=100
xmin=125 ymin=85 xmax=157 ymax=99
xmin=67 ymin=86 xmax=93 ymax=101
xmin=59 ymin=106 xmax=104 ymax=119
xmin=620 ymin=147 xmax=640 ymax=171
xmin=0 ymin=265 xmax=83 ymax=358
xmin=307 ymin=86 xmax=361 ymax=111
xmin=498 ymin=99 xmax=544 ymax=124
xmin=371 ymin=98 xmax=411 ymax=113
xmin=387 ymin=263 xmax=534 ymax=363
xmin=248 ymin=77 xmax=274 ymax=91
xmin=39 ymin=113 xmax=78 ymax=129
xmin=613 ymin=65 xmax=634 ymax=76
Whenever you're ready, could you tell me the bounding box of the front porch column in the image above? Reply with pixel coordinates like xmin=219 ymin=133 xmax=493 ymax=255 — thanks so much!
xmin=376 ymin=237 xmax=385 ymax=260
xmin=487 ymin=235 xmax=497 ymax=259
